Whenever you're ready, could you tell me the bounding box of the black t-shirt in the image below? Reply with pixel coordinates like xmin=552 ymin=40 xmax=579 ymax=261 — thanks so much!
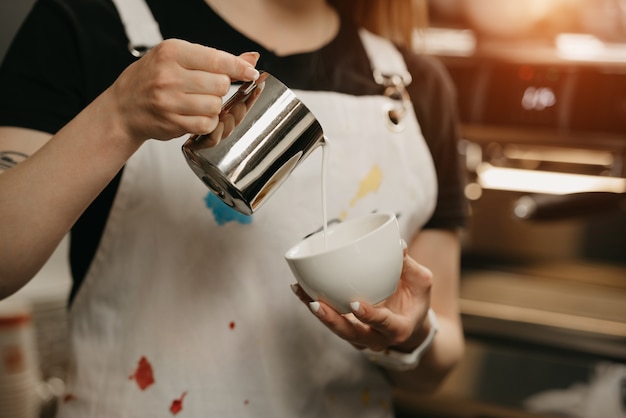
xmin=0 ymin=0 xmax=467 ymax=297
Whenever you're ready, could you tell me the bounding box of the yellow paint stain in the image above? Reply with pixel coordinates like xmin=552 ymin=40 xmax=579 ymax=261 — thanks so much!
xmin=350 ymin=165 xmax=383 ymax=207
xmin=339 ymin=211 xmax=347 ymax=221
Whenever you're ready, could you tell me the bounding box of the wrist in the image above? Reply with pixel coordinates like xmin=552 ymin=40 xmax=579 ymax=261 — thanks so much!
xmin=90 ymin=90 xmax=147 ymax=154
xmin=392 ymin=309 xmax=436 ymax=353
xmin=362 ymin=309 xmax=439 ymax=371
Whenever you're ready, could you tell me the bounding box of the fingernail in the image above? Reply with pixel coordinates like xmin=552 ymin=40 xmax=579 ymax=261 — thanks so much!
xmin=241 ymin=51 xmax=261 ymax=60
xmin=350 ymin=301 xmax=364 ymax=316
xmin=290 ymin=284 xmax=298 ymax=295
xmin=244 ymin=67 xmax=260 ymax=81
xmin=309 ymin=301 xmax=324 ymax=318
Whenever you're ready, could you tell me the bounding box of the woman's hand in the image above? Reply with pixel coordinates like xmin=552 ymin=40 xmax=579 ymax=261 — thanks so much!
xmin=203 ymin=75 xmax=265 ymax=147
xmin=291 ymin=251 xmax=434 ymax=353
xmin=292 ymin=229 xmax=464 ymax=391
xmin=104 ymin=39 xmax=260 ymax=146
xmin=0 ymin=41 xmax=259 ymax=298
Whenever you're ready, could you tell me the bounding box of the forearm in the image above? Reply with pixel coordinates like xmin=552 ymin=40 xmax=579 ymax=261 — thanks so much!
xmin=0 ymin=92 xmax=142 ymax=298
xmin=386 ymin=312 xmax=464 ymax=393
xmin=390 ymin=228 xmax=465 ymax=392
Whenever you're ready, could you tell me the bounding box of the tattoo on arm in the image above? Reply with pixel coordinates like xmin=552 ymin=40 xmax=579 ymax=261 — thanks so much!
xmin=0 ymin=150 xmax=29 ymax=170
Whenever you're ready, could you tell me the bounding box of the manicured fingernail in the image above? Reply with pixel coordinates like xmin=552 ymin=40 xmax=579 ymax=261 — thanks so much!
xmin=241 ymin=51 xmax=261 ymax=60
xmin=309 ymin=301 xmax=324 ymax=318
xmin=290 ymin=284 xmax=298 ymax=295
xmin=244 ymin=67 xmax=260 ymax=81
xmin=350 ymin=301 xmax=364 ymax=315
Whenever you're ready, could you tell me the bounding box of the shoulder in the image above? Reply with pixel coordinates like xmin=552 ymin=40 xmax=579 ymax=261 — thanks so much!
xmin=39 ymin=0 xmax=116 ymax=12
xmin=28 ymin=0 xmax=119 ymax=22
xmin=0 ymin=0 xmax=132 ymax=133
xmin=22 ymin=0 xmax=127 ymax=47
xmin=397 ymin=48 xmax=459 ymax=137
xmin=16 ymin=0 xmax=126 ymax=51
xmin=400 ymin=48 xmax=457 ymax=106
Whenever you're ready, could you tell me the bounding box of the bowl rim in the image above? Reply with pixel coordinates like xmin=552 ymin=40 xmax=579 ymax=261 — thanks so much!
xmin=284 ymin=211 xmax=397 ymax=261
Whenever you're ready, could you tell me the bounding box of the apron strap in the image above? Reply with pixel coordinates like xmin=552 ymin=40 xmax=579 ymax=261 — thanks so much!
xmin=358 ymin=29 xmax=413 ymax=132
xmin=358 ymin=29 xmax=412 ymax=87
xmin=111 ymin=0 xmax=163 ymax=57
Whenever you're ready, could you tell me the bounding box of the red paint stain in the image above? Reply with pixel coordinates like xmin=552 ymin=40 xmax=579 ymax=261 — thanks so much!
xmin=229 ymin=321 xmax=236 ymax=330
xmin=170 ymin=391 xmax=187 ymax=415
xmin=129 ymin=356 xmax=155 ymax=390
xmin=244 ymin=399 xmax=249 ymax=406
xmin=63 ymin=393 xmax=76 ymax=403
xmin=2 ymin=345 xmax=25 ymax=373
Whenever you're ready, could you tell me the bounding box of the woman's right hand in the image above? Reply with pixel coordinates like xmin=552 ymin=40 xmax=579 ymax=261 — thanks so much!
xmin=0 ymin=40 xmax=259 ymax=298
xmin=105 ymin=39 xmax=260 ymax=145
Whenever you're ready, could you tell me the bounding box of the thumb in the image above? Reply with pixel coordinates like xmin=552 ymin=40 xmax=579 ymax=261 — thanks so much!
xmin=239 ymin=51 xmax=260 ymax=67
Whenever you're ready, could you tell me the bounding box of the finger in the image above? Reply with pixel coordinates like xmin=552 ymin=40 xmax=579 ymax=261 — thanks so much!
xmin=182 ymin=71 xmax=232 ymax=97
xmin=290 ymin=283 xmax=314 ymax=304
xmin=400 ymin=256 xmax=433 ymax=298
xmin=185 ymin=44 xmax=260 ymax=81
xmin=309 ymin=301 xmax=371 ymax=339
xmin=290 ymin=285 xmax=387 ymax=348
xmin=169 ymin=93 xmax=224 ymax=117
xmin=238 ymin=51 xmax=260 ymax=67
xmin=147 ymin=114 xmax=219 ymax=141
xmin=349 ymin=301 xmax=413 ymax=346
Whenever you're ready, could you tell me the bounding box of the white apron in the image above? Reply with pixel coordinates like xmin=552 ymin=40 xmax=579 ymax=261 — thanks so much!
xmin=57 ymin=2 xmax=437 ymax=417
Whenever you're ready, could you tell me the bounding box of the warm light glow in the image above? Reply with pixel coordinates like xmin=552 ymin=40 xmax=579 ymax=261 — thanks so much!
xmin=420 ymin=28 xmax=476 ymax=56
xmin=477 ymin=163 xmax=626 ymax=194
xmin=502 ymin=147 xmax=614 ymax=167
xmin=463 ymin=0 xmax=556 ymax=38
xmin=464 ymin=182 xmax=483 ymax=200
xmin=556 ymin=33 xmax=606 ymax=60
xmin=521 ymin=86 xmax=556 ymax=111
xmin=556 ymin=33 xmax=626 ymax=63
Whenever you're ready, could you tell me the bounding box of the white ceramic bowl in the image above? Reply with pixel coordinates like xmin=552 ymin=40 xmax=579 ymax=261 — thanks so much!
xmin=285 ymin=212 xmax=404 ymax=313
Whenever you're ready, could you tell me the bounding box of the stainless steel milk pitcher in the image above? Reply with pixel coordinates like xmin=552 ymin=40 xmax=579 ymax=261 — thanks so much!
xmin=182 ymin=72 xmax=326 ymax=215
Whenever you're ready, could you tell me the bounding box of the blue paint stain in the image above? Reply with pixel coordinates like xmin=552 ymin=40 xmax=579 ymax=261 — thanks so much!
xmin=204 ymin=192 xmax=253 ymax=225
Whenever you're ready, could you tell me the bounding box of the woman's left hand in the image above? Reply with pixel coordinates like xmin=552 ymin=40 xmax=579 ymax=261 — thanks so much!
xmin=291 ymin=252 xmax=433 ymax=353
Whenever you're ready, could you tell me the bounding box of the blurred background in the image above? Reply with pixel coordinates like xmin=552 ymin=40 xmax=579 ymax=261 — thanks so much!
xmin=1 ymin=1 xmax=625 ymax=417
xmin=395 ymin=1 xmax=626 ymax=417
